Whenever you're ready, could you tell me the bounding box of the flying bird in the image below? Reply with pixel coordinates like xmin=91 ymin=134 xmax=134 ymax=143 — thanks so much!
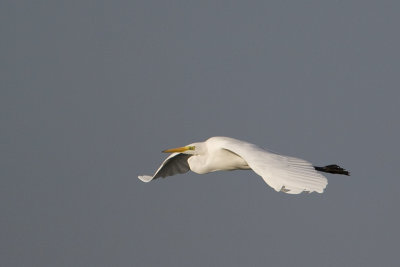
xmin=138 ymin=136 xmax=349 ymax=194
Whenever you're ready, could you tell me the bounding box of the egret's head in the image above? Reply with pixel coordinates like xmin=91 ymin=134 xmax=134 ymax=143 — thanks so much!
xmin=162 ymin=143 xmax=204 ymax=155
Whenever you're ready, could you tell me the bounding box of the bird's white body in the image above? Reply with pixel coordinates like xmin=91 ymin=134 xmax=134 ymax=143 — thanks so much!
xmin=139 ymin=136 xmax=332 ymax=194
xmin=188 ymin=141 xmax=250 ymax=174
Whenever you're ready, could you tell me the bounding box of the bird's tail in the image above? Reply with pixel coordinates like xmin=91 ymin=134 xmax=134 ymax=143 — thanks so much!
xmin=314 ymin=164 xmax=350 ymax=176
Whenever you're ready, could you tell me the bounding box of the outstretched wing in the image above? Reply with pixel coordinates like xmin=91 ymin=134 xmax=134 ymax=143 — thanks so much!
xmin=217 ymin=137 xmax=328 ymax=194
xmin=138 ymin=153 xmax=191 ymax=182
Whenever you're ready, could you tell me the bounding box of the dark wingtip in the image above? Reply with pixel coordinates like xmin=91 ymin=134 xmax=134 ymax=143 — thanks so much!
xmin=314 ymin=164 xmax=350 ymax=176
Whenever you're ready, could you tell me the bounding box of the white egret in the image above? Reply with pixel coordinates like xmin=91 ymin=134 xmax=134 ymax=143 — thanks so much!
xmin=138 ymin=136 xmax=349 ymax=194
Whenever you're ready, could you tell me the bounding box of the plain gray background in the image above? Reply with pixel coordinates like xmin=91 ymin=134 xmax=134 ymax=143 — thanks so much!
xmin=2 ymin=1 xmax=400 ymax=266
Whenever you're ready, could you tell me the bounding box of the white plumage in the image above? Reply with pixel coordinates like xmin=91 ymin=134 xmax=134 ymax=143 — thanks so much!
xmin=138 ymin=136 xmax=348 ymax=194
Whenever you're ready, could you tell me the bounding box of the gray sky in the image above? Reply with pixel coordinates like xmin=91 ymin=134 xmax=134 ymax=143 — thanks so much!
xmin=2 ymin=1 xmax=400 ymax=266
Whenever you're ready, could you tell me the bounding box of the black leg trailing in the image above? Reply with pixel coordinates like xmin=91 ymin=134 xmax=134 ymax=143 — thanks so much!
xmin=314 ymin=164 xmax=350 ymax=176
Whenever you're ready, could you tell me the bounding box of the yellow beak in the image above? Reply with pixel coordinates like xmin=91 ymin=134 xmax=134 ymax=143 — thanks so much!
xmin=162 ymin=146 xmax=191 ymax=153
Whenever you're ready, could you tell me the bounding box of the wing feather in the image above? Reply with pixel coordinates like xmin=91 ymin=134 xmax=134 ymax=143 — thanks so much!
xmin=138 ymin=153 xmax=191 ymax=182
xmin=214 ymin=137 xmax=328 ymax=194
